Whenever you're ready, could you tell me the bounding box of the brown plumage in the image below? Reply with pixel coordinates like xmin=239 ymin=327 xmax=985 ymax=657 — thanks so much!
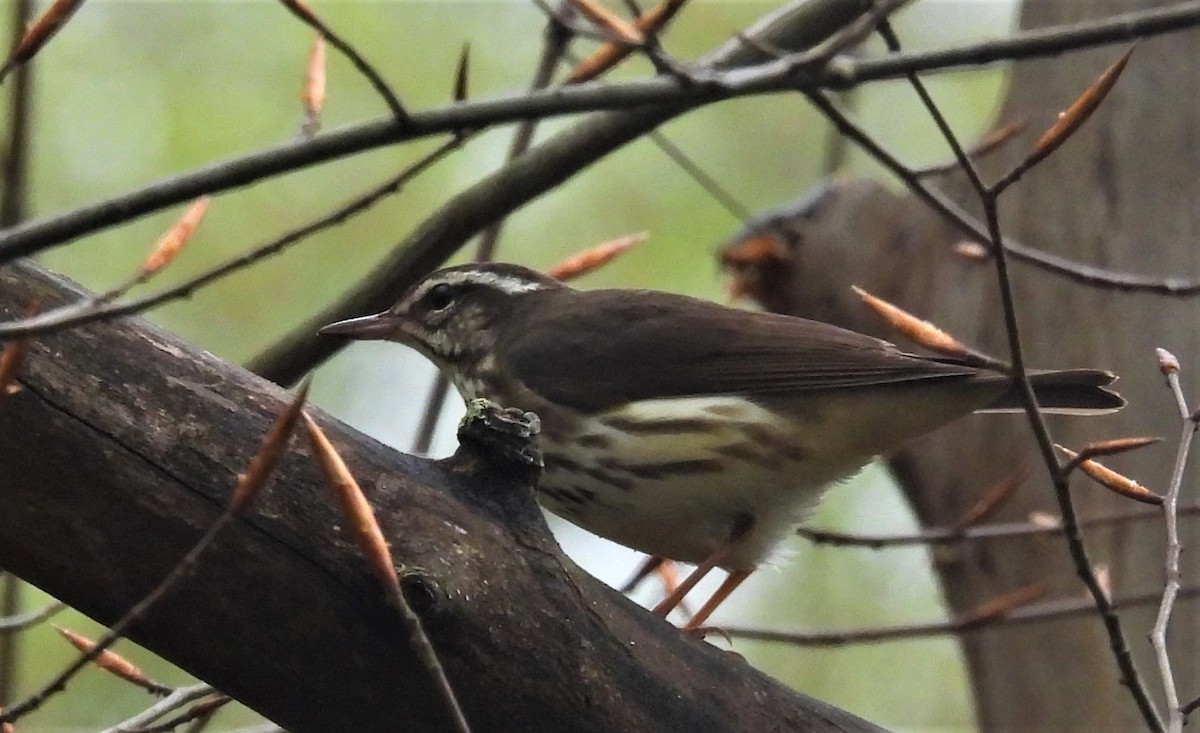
xmin=321 ymin=262 xmax=1123 ymax=629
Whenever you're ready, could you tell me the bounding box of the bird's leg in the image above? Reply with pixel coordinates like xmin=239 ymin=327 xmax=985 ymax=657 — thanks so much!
xmin=651 ymin=516 xmax=753 ymax=620
xmin=651 ymin=550 xmax=723 ymax=618
xmin=683 ymin=570 xmax=752 ymax=632
xmin=619 ymin=555 xmax=666 ymax=595
xmin=656 ymin=559 xmax=683 ymax=598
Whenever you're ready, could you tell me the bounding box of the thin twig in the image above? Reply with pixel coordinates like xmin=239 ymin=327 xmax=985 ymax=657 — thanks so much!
xmin=875 ymin=21 xmax=982 ymax=192
xmin=984 ymin=97 xmax=1164 ymax=733
xmin=0 ymin=601 xmax=65 ymax=633
xmin=911 ymin=119 xmax=1028 ymax=178
xmin=2 ymin=1 xmax=1198 ymax=265
xmin=0 ymin=138 xmax=464 ymax=340
xmin=131 ymin=696 xmax=231 ymax=733
xmin=799 ymin=503 xmax=1200 ymax=548
xmin=412 ymin=1 xmax=575 ymax=456
xmin=1153 ymin=357 xmax=1196 ymax=732
xmin=724 ymin=586 xmax=1200 ymax=647
xmin=0 ymin=0 xmax=35 ymax=709
xmin=0 ymin=0 xmax=85 ymax=82
xmin=1 ymin=0 xmax=33 ymax=225
xmin=567 ymin=0 xmax=688 ymax=83
xmin=807 ymin=88 xmax=1200 ymax=295
xmin=646 ymin=131 xmax=753 ymax=221
xmin=530 ymin=0 xmax=637 ymax=44
xmin=875 ymin=21 xmax=1162 ymax=730
xmin=303 ymin=413 xmax=471 ymax=733
xmin=275 ymin=0 xmax=409 ymax=126
xmin=94 ymin=684 xmax=216 ymax=733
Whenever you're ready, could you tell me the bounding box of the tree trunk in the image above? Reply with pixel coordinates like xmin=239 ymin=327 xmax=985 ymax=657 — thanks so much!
xmin=726 ymin=1 xmax=1200 ymax=730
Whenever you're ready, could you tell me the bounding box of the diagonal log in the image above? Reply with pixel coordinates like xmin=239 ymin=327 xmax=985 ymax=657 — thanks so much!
xmin=0 ymin=258 xmax=888 ymax=733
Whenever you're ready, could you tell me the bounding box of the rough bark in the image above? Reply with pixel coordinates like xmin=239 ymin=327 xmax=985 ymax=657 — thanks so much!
xmin=725 ymin=1 xmax=1200 ymax=730
xmin=0 ymin=259 xmax=890 ymax=733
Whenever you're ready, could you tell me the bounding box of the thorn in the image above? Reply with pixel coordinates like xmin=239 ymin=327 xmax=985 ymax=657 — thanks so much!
xmin=453 ymin=43 xmax=470 ymax=103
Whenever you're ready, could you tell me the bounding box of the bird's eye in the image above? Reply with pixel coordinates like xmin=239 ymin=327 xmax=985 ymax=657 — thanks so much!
xmin=424 ymin=284 xmax=455 ymax=312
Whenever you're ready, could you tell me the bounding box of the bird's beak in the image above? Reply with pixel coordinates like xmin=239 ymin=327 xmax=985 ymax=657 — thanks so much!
xmin=318 ymin=311 xmax=404 ymax=340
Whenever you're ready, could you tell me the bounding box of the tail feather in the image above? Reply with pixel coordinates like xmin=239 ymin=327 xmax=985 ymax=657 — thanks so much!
xmin=983 ymin=368 xmax=1124 ymax=415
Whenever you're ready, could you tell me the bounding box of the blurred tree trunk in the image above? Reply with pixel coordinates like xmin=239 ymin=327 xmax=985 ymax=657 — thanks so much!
xmin=729 ymin=1 xmax=1199 ymax=730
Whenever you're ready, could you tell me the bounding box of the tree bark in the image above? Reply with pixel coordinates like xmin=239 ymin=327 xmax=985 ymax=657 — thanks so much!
xmin=725 ymin=1 xmax=1200 ymax=730
xmin=0 ymin=259 xmax=889 ymax=733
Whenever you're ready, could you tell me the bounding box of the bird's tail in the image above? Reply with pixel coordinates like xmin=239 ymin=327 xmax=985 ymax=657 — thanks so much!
xmin=983 ymin=368 xmax=1125 ymax=415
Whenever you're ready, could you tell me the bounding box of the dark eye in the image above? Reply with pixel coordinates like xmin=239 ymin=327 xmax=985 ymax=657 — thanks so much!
xmin=424 ymin=283 xmax=455 ymax=312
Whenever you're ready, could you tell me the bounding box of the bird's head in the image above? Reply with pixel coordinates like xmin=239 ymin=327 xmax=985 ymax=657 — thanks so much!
xmin=320 ymin=263 xmax=562 ymax=391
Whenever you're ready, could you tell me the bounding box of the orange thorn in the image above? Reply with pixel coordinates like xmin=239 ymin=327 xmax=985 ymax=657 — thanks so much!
xmin=546 ymin=232 xmax=647 ymax=281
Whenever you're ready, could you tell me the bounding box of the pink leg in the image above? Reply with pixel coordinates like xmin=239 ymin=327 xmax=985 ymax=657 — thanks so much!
xmin=683 ymin=570 xmax=752 ymax=631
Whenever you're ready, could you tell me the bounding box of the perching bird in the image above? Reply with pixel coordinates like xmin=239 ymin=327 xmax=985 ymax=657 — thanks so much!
xmin=321 ymin=263 xmax=1122 ymax=629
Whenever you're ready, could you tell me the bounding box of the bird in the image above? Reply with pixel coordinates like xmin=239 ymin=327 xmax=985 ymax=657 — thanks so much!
xmin=319 ymin=262 xmax=1123 ymax=630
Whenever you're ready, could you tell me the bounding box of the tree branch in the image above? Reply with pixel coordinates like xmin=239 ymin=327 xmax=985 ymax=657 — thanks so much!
xmin=4 ymin=0 xmax=1197 ymax=267
xmin=0 ymin=258 xmax=889 ymax=733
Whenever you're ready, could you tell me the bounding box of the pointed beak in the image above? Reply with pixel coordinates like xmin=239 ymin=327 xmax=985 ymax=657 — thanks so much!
xmin=318 ymin=311 xmax=404 ymax=340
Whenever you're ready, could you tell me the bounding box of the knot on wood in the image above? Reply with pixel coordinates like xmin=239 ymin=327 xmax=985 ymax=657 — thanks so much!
xmin=456 ymin=398 xmax=543 ymax=474
xmin=399 ymin=569 xmax=439 ymax=616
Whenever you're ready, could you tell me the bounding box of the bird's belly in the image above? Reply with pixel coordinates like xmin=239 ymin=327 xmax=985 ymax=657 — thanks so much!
xmin=534 ymin=396 xmax=871 ymax=570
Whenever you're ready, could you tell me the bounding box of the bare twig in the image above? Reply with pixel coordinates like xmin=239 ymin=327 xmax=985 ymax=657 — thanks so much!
xmin=0 ymin=601 xmax=65 ymax=633
xmin=0 ymin=139 xmax=463 ymax=340
xmin=724 ymin=586 xmax=1200 ymax=647
xmin=0 ymin=0 xmax=34 ymax=224
xmin=1152 ymin=351 xmax=1197 ymax=732
xmin=275 ymin=0 xmax=409 ymax=126
xmin=412 ymin=3 xmax=575 ymax=455
xmin=570 ymin=0 xmax=643 ymax=45
xmin=911 ymin=119 xmax=1028 ymax=178
xmin=981 ymin=75 xmax=1162 ymax=733
xmin=0 ymin=0 xmax=35 ymax=706
xmin=568 ymin=0 xmax=688 ymax=83
xmin=810 ymin=76 xmax=1200 ymax=299
xmin=2 ymin=1 xmax=1198 ymax=266
xmin=0 ymin=0 xmax=85 ymax=82
xmin=798 ymin=503 xmax=1200 ymax=548
xmin=94 ymin=684 xmax=217 ymax=733
xmin=874 ymin=22 xmax=1161 ymax=729
xmin=304 ymin=413 xmax=472 ymax=733
xmin=131 ymin=695 xmax=231 ymax=733
xmin=1184 ymin=695 xmax=1200 ymax=720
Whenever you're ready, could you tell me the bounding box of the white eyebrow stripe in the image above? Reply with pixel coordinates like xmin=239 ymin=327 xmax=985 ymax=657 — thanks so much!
xmin=415 ymin=269 xmax=552 ymax=298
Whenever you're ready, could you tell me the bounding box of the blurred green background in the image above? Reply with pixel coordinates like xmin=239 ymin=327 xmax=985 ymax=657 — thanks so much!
xmin=1 ymin=1 xmax=1019 ymax=730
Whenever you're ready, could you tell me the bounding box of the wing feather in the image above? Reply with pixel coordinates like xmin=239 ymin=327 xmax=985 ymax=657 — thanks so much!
xmin=497 ymin=288 xmax=980 ymax=412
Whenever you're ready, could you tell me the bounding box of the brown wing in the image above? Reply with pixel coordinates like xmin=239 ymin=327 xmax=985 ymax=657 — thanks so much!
xmin=497 ymin=287 xmax=982 ymax=412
